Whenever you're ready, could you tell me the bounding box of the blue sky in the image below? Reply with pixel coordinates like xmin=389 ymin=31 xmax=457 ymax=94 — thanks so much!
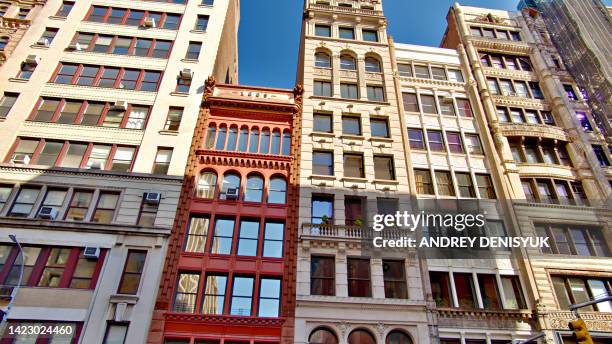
xmin=236 ymin=0 xmax=605 ymax=89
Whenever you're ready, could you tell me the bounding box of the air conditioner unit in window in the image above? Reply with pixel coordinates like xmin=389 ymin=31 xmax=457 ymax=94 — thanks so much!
xmin=113 ymin=100 xmax=128 ymax=110
xmin=83 ymin=246 xmax=100 ymax=259
xmin=11 ymin=154 xmax=31 ymax=165
xmin=179 ymin=68 xmax=193 ymax=80
xmin=67 ymin=42 xmax=82 ymax=51
xmin=36 ymin=38 xmax=50 ymax=47
xmin=144 ymin=192 xmax=161 ymax=205
xmin=142 ymin=17 xmax=156 ymax=28
xmin=88 ymin=161 xmax=104 ymax=170
xmin=38 ymin=206 xmax=58 ymax=220
xmin=225 ymin=188 xmax=239 ymax=200
xmin=25 ymin=54 xmax=40 ymax=65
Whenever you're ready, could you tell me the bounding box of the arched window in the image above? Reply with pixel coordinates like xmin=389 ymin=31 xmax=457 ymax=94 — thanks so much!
xmin=268 ymin=177 xmax=287 ymax=204
xmin=348 ymin=329 xmax=376 ymax=344
xmin=365 ymin=57 xmax=381 ymax=73
xmin=271 ymin=129 xmax=281 ymax=155
xmin=244 ymin=174 xmax=264 ymax=202
xmin=309 ymin=328 xmax=338 ymax=344
xmin=215 ymin=125 xmax=227 ymax=150
xmin=281 ymin=130 xmax=291 ymax=156
xmin=220 ymin=172 xmax=240 ymax=200
xmin=249 ymin=128 xmax=259 ymax=153
xmin=340 ymin=54 xmax=356 ymax=70
xmin=205 ymin=124 xmax=216 ymax=149
xmin=260 ymin=128 xmax=270 ymax=154
xmin=226 ymin=126 xmax=238 ymax=151
xmin=315 ymin=52 xmax=331 ymax=68
xmin=386 ymin=330 xmax=413 ymax=344
xmin=0 ymin=36 xmax=9 ymax=50
xmin=238 ymin=127 xmax=248 ymax=152
xmin=196 ymin=171 xmax=217 ymax=199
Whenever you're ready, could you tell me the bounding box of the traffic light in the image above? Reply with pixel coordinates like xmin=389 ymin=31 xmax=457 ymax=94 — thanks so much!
xmin=568 ymin=318 xmax=594 ymax=344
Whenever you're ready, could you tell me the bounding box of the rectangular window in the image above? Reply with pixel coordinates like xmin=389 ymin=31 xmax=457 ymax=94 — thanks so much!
xmin=152 ymin=40 xmax=171 ymax=59
xmin=343 ymin=153 xmax=364 ymax=178
xmin=430 ymin=271 xmax=452 ymax=307
xmin=87 ymin=144 xmax=111 ymax=169
xmin=117 ymin=250 xmax=146 ymax=295
xmin=9 ymin=187 xmax=40 ymax=217
xmin=592 ymin=145 xmax=610 ymax=166
xmin=314 ymin=81 xmax=332 ymax=97
xmin=202 ymin=274 xmax=226 ymax=315
xmin=56 ymin=1 xmax=74 ymax=17
xmin=153 ymin=148 xmax=173 ymax=174
xmin=163 ymin=14 xmax=181 ymax=30
xmin=446 ymin=132 xmax=463 ymax=153
xmin=173 ymin=273 xmax=200 ymax=313
xmin=92 ymin=192 xmax=118 ymax=224
xmin=38 ymin=247 xmax=71 ymax=287
xmin=563 ymin=84 xmax=578 ymax=101
xmin=464 ymin=134 xmax=483 ymax=155
xmin=137 ymin=194 xmax=158 ymax=227
xmin=37 ymin=141 xmax=63 ymax=166
xmin=367 ymin=85 xmax=384 ymax=101
xmin=342 ymin=116 xmax=361 ymax=135
xmin=435 ymin=171 xmax=455 ymax=196
xmin=448 ymin=69 xmax=464 ymax=82
xmin=126 ymin=106 xmax=148 ymax=129
xmin=414 ymin=65 xmax=430 ymax=79
xmin=454 ymin=273 xmax=477 ymax=308
xmin=374 ymin=155 xmax=395 ymax=180
xmin=0 ymin=185 xmax=13 ymax=212
xmin=402 ymin=93 xmax=419 ymax=112
xmin=184 ymin=216 xmax=209 ymax=253
xmin=476 ymin=174 xmax=495 ymax=199
xmin=70 ymin=250 xmax=98 ymax=288
xmin=37 ymin=189 xmax=66 ymax=218
xmin=110 ymin=147 xmax=135 ymax=172
xmin=370 ymin=118 xmax=389 ymax=137
xmin=398 ymin=64 xmax=412 ymax=77
xmin=529 ymin=82 xmax=544 ymax=99
xmin=258 ymin=279 xmax=281 ymax=317
xmin=478 ymin=274 xmax=501 ymax=309
xmin=362 ymin=29 xmax=378 ymax=42
xmin=311 ymin=256 xmax=335 ymax=295
xmin=263 ymin=222 xmax=284 ymax=258
xmin=39 ymin=28 xmax=58 ymax=45
xmin=408 ymin=129 xmax=425 ymax=150
xmin=431 ymin=67 xmax=446 ymax=80
xmin=186 ymin=41 xmax=202 ymax=60
xmin=414 ymin=169 xmax=433 ymax=195
xmin=313 ymin=151 xmax=333 ymax=175
xmin=163 ymin=107 xmax=183 ymax=131
xmin=103 ymin=324 xmax=128 ymax=344
xmin=62 ymin=142 xmax=87 ymax=168
xmin=315 ymin=25 xmax=331 ymax=37
xmin=347 ymin=258 xmax=371 ymax=297
xmin=236 ymin=220 xmax=259 ymax=256
xmin=311 ymin=196 xmax=333 ymax=224
xmin=383 ymin=260 xmax=407 ymax=299
xmin=210 ymin=218 xmax=234 ymax=254
xmin=438 ymin=96 xmax=456 ymax=116
xmin=510 ymin=109 xmax=525 ymax=123
xmin=552 ymin=276 xmax=612 ymax=312
xmin=65 ymin=190 xmax=93 ymax=221
xmin=515 ymin=81 xmax=529 ymax=98
xmin=420 ymin=94 xmax=437 ymax=114
xmin=501 ymin=276 xmax=526 ymax=310
xmin=313 ymin=113 xmax=332 ymax=132
xmin=487 ymin=78 xmax=499 ymax=95
xmin=427 ymin=130 xmax=444 ymax=151
xmin=195 ymin=15 xmax=209 ymax=31
xmin=339 ymin=27 xmax=355 ymax=39
xmin=340 ymin=83 xmax=359 ymax=99
xmin=5 ymin=247 xmax=42 ymax=286
xmin=0 ymin=93 xmax=18 ymax=119
xmin=230 ymin=276 xmax=254 ymax=316
xmin=524 ymin=110 xmax=540 ymax=124
xmin=499 ymin=79 xmax=514 ymax=96
xmin=455 ymin=172 xmax=475 ymax=198
xmin=18 ymin=62 xmax=36 ymax=79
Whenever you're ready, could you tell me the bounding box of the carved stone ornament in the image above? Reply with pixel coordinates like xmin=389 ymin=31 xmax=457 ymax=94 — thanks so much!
xmin=204 ymin=76 xmax=216 ymax=100
xmin=376 ymin=322 xmax=386 ymax=335
xmin=339 ymin=321 xmax=349 ymax=336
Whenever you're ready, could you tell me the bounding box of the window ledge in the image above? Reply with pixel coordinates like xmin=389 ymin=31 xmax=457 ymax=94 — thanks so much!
xmin=340 ymin=134 xmax=365 ymax=140
xmin=48 ymin=15 xmax=67 ymax=21
xmin=181 ymin=58 xmax=199 ymax=63
xmin=309 ymin=174 xmax=336 ymax=180
xmin=310 ymin=132 xmax=335 ymax=138
xmin=373 ymin=179 xmax=399 ymax=184
xmin=30 ymin=44 xmax=49 ymax=50
xmin=170 ymin=91 xmax=189 ymax=97
xmin=198 ymin=4 xmax=214 ymax=8
xmin=341 ymin=177 xmax=367 ymax=182
xmin=109 ymin=294 xmax=139 ymax=304
xmin=369 ymin=137 xmax=393 ymax=142
xmin=190 ymin=29 xmax=207 ymax=34
xmin=159 ymin=130 xmax=179 ymax=136
xmin=9 ymin=78 xmax=29 ymax=83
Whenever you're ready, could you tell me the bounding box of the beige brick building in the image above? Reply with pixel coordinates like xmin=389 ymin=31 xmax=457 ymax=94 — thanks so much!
xmin=0 ymin=0 xmax=238 ymax=342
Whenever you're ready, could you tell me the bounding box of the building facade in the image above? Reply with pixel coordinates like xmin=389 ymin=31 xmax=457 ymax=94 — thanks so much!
xmin=520 ymin=0 xmax=612 ymax=137
xmin=294 ymin=1 xmax=431 ymax=343
xmin=442 ymin=4 xmax=612 ymax=343
xmin=0 ymin=0 xmax=47 ymax=65
xmin=0 ymin=0 xmax=238 ymax=342
xmin=391 ymin=42 xmax=537 ymax=343
xmin=148 ymin=79 xmax=302 ymax=344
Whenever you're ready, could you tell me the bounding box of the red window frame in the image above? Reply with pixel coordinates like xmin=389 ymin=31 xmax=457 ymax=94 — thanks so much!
xmin=0 ymin=244 xmax=106 ymax=289
xmin=83 ymin=5 xmax=181 ymax=30
xmin=50 ymin=63 xmax=163 ymax=92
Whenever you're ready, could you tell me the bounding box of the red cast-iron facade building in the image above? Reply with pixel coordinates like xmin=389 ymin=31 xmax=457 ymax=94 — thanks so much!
xmin=148 ymin=77 xmax=303 ymax=344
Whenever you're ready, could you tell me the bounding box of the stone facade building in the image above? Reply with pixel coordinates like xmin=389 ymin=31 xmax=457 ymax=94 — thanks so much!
xmin=0 ymin=1 xmax=47 ymax=65
xmin=0 ymin=0 xmax=238 ymax=342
